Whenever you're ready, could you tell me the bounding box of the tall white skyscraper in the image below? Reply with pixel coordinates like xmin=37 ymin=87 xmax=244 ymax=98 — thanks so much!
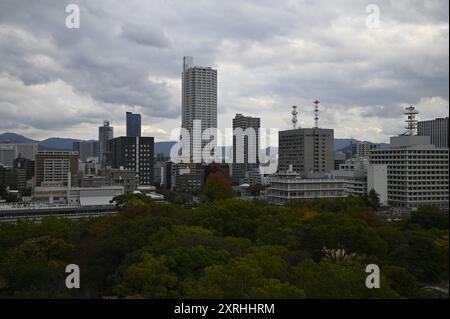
xmin=181 ymin=56 xmax=217 ymax=162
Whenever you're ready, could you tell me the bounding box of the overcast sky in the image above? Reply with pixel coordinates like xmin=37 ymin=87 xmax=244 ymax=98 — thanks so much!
xmin=0 ymin=0 xmax=448 ymax=144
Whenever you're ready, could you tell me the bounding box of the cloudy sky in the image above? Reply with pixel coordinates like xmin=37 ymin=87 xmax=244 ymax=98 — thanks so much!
xmin=0 ymin=0 xmax=448 ymax=144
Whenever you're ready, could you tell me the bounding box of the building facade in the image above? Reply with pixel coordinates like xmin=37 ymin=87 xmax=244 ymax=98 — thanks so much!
xmin=356 ymin=142 xmax=380 ymax=158
xmin=171 ymin=163 xmax=204 ymax=193
xmin=232 ymin=113 xmax=261 ymax=185
xmin=13 ymin=155 xmax=35 ymax=190
xmin=103 ymin=168 xmax=136 ymax=193
xmin=0 ymin=143 xmax=17 ymax=167
xmin=181 ymin=56 xmax=217 ymax=162
xmin=330 ymin=162 xmax=367 ymax=196
xmin=73 ymin=140 xmax=99 ymax=162
xmin=109 ymin=136 xmax=154 ymax=186
xmin=126 ymin=112 xmax=142 ymax=137
xmin=278 ymin=128 xmax=334 ymax=177
xmin=334 ymin=151 xmax=346 ymax=170
xmin=266 ymin=170 xmax=346 ymax=205
xmin=0 ymin=165 xmax=18 ymax=190
xmin=35 ymin=151 xmax=79 ymax=187
xmin=99 ymin=121 xmax=114 ymax=168
xmin=369 ymin=135 xmax=449 ymax=211
xmin=418 ymin=117 xmax=449 ymax=148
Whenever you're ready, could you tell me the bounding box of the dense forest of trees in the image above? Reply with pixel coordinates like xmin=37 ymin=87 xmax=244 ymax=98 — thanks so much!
xmin=0 ymin=193 xmax=448 ymax=299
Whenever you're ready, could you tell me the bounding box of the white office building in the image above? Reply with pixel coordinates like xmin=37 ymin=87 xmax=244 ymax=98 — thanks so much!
xmin=369 ymin=135 xmax=449 ymax=211
xmin=330 ymin=160 xmax=368 ymax=196
xmin=265 ymin=168 xmax=347 ymax=205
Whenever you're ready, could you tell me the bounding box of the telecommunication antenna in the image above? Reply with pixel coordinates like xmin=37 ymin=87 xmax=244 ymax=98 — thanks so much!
xmin=404 ymin=105 xmax=419 ymax=136
xmin=291 ymin=105 xmax=299 ymax=129
xmin=314 ymin=100 xmax=320 ymax=128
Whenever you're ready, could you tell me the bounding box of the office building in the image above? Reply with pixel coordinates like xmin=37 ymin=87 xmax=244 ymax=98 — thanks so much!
xmin=103 ymin=168 xmax=136 ymax=193
xmin=73 ymin=140 xmax=99 ymax=162
xmin=78 ymin=174 xmax=105 ymax=188
xmin=278 ymin=128 xmax=334 ymax=177
xmin=0 ymin=142 xmax=17 ymax=167
xmin=35 ymin=151 xmax=79 ymax=187
xmin=13 ymin=155 xmax=35 ymax=190
xmin=368 ymin=107 xmax=449 ymax=211
xmin=16 ymin=143 xmax=38 ymax=161
xmin=232 ymin=113 xmax=261 ymax=185
xmin=126 ymin=112 xmax=142 ymax=137
xmin=367 ymin=165 xmax=388 ymax=206
xmin=33 ymin=185 xmax=124 ymax=206
xmin=161 ymin=161 xmax=172 ymax=189
xmin=0 ymin=165 xmax=18 ymax=190
xmin=266 ymin=169 xmax=346 ymax=205
xmin=356 ymin=142 xmax=380 ymax=158
xmin=171 ymin=163 xmax=204 ymax=193
xmin=331 ymin=161 xmax=367 ymax=196
xmin=0 ymin=142 xmax=38 ymax=168
xmin=369 ymin=135 xmax=448 ymax=211
xmin=418 ymin=117 xmax=449 ymax=148
xmin=99 ymin=121 xmax=114 ymax=168
xmin=181 ymin=56 xmax=217 ymax=162
xmin=241 ymin=168 xmax=262 ymax=185
xmin=334 ymin=151 xmax=346 ymax=170
xmin=109 ymin=136 xmax=154 ymax=186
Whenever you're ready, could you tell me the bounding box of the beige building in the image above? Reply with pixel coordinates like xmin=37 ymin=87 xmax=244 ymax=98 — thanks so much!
xmin=35 ymin=151 xmax=79 ymax=187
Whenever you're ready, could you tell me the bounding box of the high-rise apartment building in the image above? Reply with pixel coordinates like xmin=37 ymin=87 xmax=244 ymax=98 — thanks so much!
xmin=181 ymin=56 xmax=217 ymax=162
xmin=232 ymin=113 xmax=260 ymax=185
xmin=418 ymin=117 xmax=449 ymax=148
xmin=126 ymin=112 xmax=142 ymax=137
xmin=278 ymin=128 xmax=334 ymax=177
xmin=109 ymin=136 xmax=154 ymax=186
xmin=35 ymin=151 xmax=79 ymax=187
xmin=99 ymin=121 xmax=114 ymax=168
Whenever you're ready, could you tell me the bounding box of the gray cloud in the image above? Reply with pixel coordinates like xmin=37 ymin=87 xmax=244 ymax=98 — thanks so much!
xmin=0 ymin=0 xmax=448 ymax=143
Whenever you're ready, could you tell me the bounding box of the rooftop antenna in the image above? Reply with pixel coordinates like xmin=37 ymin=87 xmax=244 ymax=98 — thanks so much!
xmin=314 ymin=100 xmax=320 ymax=128
xmin=404 ymin=105 xmax=419 ymax=136
xmin=291 ymin=105 xmax=299 ymax=129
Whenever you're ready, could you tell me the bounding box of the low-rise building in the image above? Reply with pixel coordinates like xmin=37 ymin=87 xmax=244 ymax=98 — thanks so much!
xmin=33 ymin=185 xmax=124 ymax=206
xmin=266 ymin=169 xmax=347 ymax=205
xmin=171 ymin=163 xmax=204 ymax=193
xmin=102 ymin=168 xmax=136 ymax=193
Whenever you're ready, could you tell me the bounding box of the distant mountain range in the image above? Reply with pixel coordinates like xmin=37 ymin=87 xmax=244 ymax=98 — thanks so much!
xmin=0 ymin=132 xmax=386 ymax=157
xmin=0 ymin=132 xmax=180 ymax=155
